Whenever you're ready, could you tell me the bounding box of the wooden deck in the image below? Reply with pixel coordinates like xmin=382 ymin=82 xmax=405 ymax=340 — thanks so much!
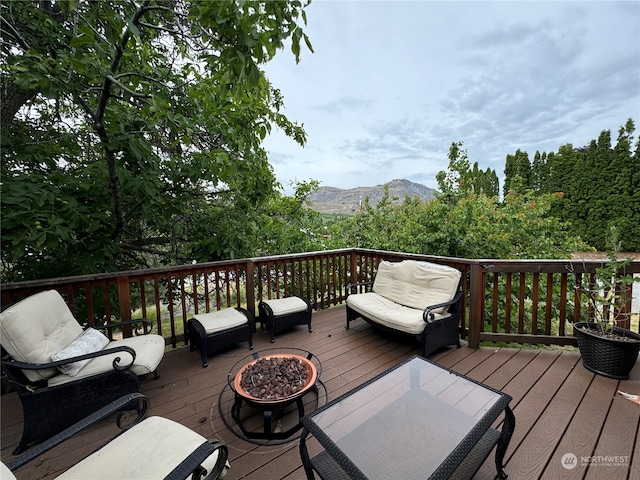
xmin=3 ymin=306 xmax=640 ymax=480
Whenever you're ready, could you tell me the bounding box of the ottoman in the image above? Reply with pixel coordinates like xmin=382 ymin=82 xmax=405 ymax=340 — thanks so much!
xmin=258 ymin=296 xmax=313 ymax=343
xmin=186 ymin=307 xmax=254 ymax=367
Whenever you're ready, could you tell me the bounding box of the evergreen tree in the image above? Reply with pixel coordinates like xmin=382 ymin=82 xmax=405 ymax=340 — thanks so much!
xmin=503 ymin=149 xmax=531 ymax=196
xmin=531 ymin=151 xmax=546 ymax=192
xmin=484 ymin=168 xmax=500 ymax=198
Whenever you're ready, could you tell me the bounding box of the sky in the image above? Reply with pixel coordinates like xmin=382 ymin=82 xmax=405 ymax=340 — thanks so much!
xmin=262 ymin=0 xmax=640 ymax=194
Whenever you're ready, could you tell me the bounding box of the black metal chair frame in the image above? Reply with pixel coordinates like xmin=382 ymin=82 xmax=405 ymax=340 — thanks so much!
xmin=4 ymin=393 xmax=229 ymax=480
xmin=1 ymin=319 xmax=158 ymax=455
xmin=346 ymin=281 xmax=464 ymax=357
xmin=258 ymin=296 xmax=313 ymax=343
xmin=186 ymin=307 xmax=254 ymax=368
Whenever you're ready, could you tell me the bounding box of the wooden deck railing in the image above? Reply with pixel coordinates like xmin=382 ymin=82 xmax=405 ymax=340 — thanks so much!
xmin=1 ymin=249 xmax=638 ymax=349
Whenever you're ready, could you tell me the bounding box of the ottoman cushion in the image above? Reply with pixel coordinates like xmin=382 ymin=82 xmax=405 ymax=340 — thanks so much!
xmin=261 ymin=297 xmax=308 ymax=316
xmin=193 ymin=309 xmax=249 ymax=334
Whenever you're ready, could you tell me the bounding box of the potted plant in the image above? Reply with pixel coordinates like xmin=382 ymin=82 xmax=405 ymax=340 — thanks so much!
xmin=572 ymin=227 xmax=640 ymax=380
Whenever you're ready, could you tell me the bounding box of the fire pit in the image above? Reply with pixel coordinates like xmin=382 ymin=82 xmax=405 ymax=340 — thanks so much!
xmin=224 ymin=349 xmax=325 ymax=443
xmin=234 ymin=354 xmax=317 ymax=405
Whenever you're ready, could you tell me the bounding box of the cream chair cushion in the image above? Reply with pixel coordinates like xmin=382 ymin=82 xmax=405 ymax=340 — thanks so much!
xmin=48 ymin=334 xmax=166 ymax=387
xmin=57 ymin=416 xmax=229 ymax=479
xmin=1 ymin=461 xmax=16 ymax=480
xmin=0 ymin=290 xmax=83 ymax=382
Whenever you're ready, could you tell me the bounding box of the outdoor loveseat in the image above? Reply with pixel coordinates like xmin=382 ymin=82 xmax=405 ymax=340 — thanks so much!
xmin=0 ymin=290 xmax=165 ymax=454
xmin=346 ymin=260 xmax=463 ymax=357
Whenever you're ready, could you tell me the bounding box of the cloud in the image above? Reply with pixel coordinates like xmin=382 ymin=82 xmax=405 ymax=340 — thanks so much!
xmin=264 ymin=1 xmax=639 ymax=193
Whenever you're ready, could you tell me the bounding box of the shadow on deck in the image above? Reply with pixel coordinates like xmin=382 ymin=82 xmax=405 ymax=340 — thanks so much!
xmin=2 ymin=306 xmax=639 ymax=479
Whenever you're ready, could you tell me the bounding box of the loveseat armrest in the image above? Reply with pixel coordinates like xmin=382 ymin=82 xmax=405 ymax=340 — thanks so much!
xmin=95 ymin=318 xmax=154 ymax=336
xmin=346 ymin=281 xmax=374 ymax=296
xmin=3 ymin=345 xmax=137 ymax=373
xmin=422 ymin=290 xmax=463 ymax=323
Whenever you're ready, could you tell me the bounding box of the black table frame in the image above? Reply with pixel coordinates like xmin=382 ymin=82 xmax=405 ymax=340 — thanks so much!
xmin=299 ymin=355 xmax=515 ymax=480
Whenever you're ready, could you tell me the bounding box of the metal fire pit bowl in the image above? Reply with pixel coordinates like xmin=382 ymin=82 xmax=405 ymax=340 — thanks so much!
xmin=233 ymin=354 xmax=317 ymax=406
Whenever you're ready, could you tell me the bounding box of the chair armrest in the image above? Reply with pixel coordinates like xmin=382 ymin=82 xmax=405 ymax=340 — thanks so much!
xmin=346 ymin=281 xmax=374 ymax=296
xmin=2 ymin=345 xmax=137 ymax=372
xmin=5 ymin=393 xmax=149 ymax=471
xmin=422 ymin=290 xmax=463 ymax=323
xmin=165 ymin=439 xmax=229 ymax=480
xmin=95 ymin=318 xmax=154 ymax=335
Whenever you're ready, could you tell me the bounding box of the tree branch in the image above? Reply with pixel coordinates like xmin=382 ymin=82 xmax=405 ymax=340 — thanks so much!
xmin=0 ymin=15 xmax=30 ymax=50
xmin=106 ymin=75 xmax=153 ymax=99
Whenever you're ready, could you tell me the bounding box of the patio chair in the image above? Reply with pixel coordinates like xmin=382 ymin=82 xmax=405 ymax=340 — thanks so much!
xmin=0 ymin=290 xmax=166 ymax=454
xmin=1 ymin=393 xmax=229 ymax=480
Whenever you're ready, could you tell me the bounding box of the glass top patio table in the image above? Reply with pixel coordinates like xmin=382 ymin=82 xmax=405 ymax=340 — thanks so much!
xmin=299 ymin=355 xmax=514 ymax=480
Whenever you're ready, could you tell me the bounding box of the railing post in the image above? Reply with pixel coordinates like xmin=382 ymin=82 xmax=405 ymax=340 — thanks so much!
xmin=350 ymin=251 xmax=358 ymax=286
xmin=468 ymin=264 xmax=484 ymax=349
xmin=117 ymin=276 xmax=133 ymax=337
xmin=246 ymin=259 xmax=256 ymax=319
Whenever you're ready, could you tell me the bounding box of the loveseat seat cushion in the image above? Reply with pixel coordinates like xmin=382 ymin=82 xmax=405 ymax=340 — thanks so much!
xmin=347 ymin=292 xmax=451 ymax=335
xmin=372 ymin=260 xmax=461 ymax=313
xmin=0 ymin=290 xmax=84 ymax=382
xmin=47 ymin=334 xmax=166 ymax=387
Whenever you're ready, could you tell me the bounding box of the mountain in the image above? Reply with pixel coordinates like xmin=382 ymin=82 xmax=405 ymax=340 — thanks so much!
xmin=308 ymin=179 xmax=437 ymax=214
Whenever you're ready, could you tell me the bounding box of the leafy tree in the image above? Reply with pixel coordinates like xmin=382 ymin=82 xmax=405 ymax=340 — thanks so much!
xmin=436 ymin=141 xmax=472 ymax=204
xmin=1 ymin=0 xmax=313 ymax=281
xmin=253 ymin=180 xmax=327 ymax=256
xmin=332 ymin=146 xmax=589 ymax=259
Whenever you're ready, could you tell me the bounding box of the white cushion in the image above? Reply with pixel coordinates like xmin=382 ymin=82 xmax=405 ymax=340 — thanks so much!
xmin=57 ymin=416 xmax=228 ymax=479
xmin=51 ymin=327 xmax=110 ymax=376
xmin=261 ymin=297 xmax=308 ymax=316
xmin=193 ymin=309 xmax=249 ymax=334
xmin=48 ymin=334 xmax=165 ymax=387
xmin=1 ymin=462 xmax=17 ymax=480
xmin=347 ymin=292 xmax=451 ymax=335
xmin=372 ymin=261 xmax=461 ymax=314
xmin=0 ymin=290 xmax=83 ymax=382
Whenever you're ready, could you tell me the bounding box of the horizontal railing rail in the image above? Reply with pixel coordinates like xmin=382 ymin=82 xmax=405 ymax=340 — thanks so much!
xmin=1 ymin=249 xmax=638 ymax=350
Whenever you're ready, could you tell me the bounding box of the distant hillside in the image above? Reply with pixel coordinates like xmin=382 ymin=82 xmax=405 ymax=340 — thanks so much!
xmin=309 ymin=179 xmax=437 ymax=214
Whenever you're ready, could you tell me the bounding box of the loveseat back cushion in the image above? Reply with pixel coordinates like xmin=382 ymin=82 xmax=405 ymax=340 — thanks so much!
xmin=0 ymin=290 xmax=83 ymax=382
xmin=372 ymin=260 xmax=461 ymax=313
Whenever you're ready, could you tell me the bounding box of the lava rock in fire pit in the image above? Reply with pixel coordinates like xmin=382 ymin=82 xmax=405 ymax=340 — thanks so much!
xmin=239 ymin=356 xmax=309 ymax=400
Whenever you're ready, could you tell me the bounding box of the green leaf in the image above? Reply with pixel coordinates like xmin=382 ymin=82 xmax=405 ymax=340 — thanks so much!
xmin=70 ymin=34 xmax=95 ymax=49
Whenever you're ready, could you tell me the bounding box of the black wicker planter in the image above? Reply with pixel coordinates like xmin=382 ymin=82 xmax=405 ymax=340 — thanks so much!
xmin=574 ymin=322 xmax=640 ymax=380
